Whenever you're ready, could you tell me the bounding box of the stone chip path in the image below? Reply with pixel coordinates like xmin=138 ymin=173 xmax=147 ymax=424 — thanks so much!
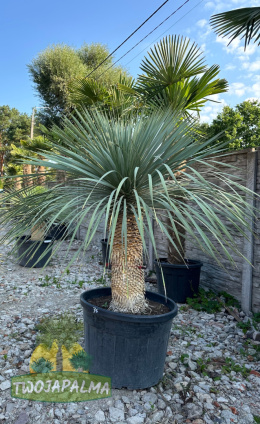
xmin=0 ymin=232 xmax=259 ymax=424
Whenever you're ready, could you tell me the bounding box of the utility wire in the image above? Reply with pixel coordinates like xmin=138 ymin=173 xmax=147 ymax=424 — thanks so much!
xmin=123 ymin=0 xmax=205 ymax=69
xmin=85 ymin=0 xmax=170 ymax=78
xmin=96 ymin=0 xmax=190 ymax=80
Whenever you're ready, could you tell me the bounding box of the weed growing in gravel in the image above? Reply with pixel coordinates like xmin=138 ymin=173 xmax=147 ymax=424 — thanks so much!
xmin=196 ymin=357 xmax=211 ymax=375
xmin=254 ymin=416 xmax=260 ymax=423
xmin=187 ymin=289 xmax=240 ymax=314
xmin=187 ymin=289 xmax=222 ymax=313
xmin=237 ymin=321 xmax=252 ymax=334
xmin=222 ymin=357 xmax=250 ymax=378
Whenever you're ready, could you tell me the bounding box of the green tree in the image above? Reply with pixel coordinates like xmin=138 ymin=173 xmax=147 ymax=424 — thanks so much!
xmin=210 ymin=7 xmax=260 ymax=50
xmin=0 ymin=106 xmax=31 ymax=177
xmin=34 ymin=313 xmax=84 ymax=372
xmin=28 ymin=43 xmax=129 ymax=126
xmin=1 ymin=108 xmax=257 ymax=313
xmin=198 ymin=100 xmax=260 ymax=150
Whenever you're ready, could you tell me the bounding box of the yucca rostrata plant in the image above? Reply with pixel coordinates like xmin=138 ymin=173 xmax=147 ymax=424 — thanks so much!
xmin=0 ymin=107 xmax=257 ymax=313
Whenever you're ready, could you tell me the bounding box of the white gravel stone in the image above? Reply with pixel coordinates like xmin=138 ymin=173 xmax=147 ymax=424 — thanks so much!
xmin=0 ymin=380 xmax=11 ymax=391
xmin=94 ymin=410 xmax=106 ymax=422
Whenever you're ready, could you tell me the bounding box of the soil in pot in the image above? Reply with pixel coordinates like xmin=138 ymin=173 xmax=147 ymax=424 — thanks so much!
xmin=80 ymin=287 xmax=178 ymax=390
xmin=155 ymin=258 xmax=203 ymax=303
xmin=16 ymin=236 xmax=53 ymax=268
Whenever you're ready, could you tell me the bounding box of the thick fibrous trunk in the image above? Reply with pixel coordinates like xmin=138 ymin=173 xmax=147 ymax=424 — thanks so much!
xmin=110 ymin=213 xmax=147 ymax=314
xmin=56 ymin=344 xmax=63 ymax=372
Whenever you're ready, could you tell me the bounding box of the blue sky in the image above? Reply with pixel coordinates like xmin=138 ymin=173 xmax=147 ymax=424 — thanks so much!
xmin=1 ymin=0 xmax=259 ymax=122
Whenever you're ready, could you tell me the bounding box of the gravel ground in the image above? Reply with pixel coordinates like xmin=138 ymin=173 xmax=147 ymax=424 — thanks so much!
xmin=0 ymin=231 xmax=259 ymax=424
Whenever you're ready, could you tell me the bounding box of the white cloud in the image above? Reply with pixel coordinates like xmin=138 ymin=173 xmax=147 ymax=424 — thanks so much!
xmin=216 ymin=35 xmax=241 ymax=54
xmin=199 ymin=94 xmax=227 ymax=123
xmin=197 ymin=19 xmax=208 ymax=28
xmin=225 ymin=63 xmax=236 ymax=70
xmin=242 ymin=60 xmax=260 ymax=72
xmin=229 ymin=82 xmax=246 ymax=96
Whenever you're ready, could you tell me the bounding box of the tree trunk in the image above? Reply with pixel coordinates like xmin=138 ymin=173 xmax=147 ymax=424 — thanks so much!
xmin=167 ymin=161 xmax=187 ymax=264
xmin=23 ymin=164 xmax=33 ymax=187
xmin=56 ymin=344 xmax=63 ymax=372
xmin=0 ymin=153 xmax=4 ymax=177
xmin=110 ymin=213 xmax=147 ymax=314
xmin=37 ymin=165 xmax=46 ymax=185
xmin=56 ymin=170 xmax=66 ymax=184
xmin=14 ymin=176 xmax=22 ymax=190
xmin=167 ymin=212 xmax=185 ymax=264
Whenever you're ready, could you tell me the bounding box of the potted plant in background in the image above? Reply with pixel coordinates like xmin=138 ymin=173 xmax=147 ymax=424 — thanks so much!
xmin=7 ymin=185 xmax=53 ymax=268
xmin=0 ymin=107 xmax=257 ymax=389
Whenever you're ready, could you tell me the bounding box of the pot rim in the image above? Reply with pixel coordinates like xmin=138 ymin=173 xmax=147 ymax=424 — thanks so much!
xmin=80 ymin=287 xmax=178 ymax=323
xmin=154 ymin=258 xmax=203 ymax=268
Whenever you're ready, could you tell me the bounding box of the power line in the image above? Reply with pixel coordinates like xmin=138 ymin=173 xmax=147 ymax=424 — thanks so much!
xmin=123 ymin=0 xmax=206 ymax=70
xmin=96 ymin=0 xmax=190 ymax=80
xmin=85 ymin=0 xmax=170 ymax=79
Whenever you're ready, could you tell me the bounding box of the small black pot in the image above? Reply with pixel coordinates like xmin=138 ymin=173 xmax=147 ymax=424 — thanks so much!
xmin=101 ymin=239 xmax=111 ymax=269
xmin=154 ymin=258 xmax=203 ymax=303
xmin=16 ymin=236 xmax=53 ymax=268
xmin=80 ymin=287 xmax=178 ymax=389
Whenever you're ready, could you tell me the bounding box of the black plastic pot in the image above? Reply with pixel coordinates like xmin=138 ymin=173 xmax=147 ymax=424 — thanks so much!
xmin=80 ymin=287 xmax=178 ymax=389
xmin=47 ymin=223 xmax=68 ymax=241
xmin=101 ymin=239 xmax=111 ymax=269
xmin=154 ymin=258 xmax=203 ymax=303
xmin=16 ymin=236 xmax=53 ymax=268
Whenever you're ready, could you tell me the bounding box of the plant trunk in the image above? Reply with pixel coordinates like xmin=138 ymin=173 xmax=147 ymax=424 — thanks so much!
xmin=14 ymin=176 xmax=22 ymax=190
xmin=56 ymin=170 xmax=66 ymax=184
xmin=56 ymin=344 xmax=63 ymax=372
xmin=167 ymin=212 xmax=185 ymax=264
xmin=23 ymin=164 xmax=33 ymax=187
xmin=31 ymin=223 xmax=46 ymax=241
xmin=37 ymin=165 xmax=46 ymax=185
xmin=0 ymin=153 xmax=4 ymax=177
xmin=110 ymin=213 xmax=147 ymax=314
xmin=167 ymin=162 xmax=187 ymax=264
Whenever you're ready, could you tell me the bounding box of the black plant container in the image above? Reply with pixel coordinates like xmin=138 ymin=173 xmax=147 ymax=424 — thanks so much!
xmin=101 ymin=239 xmax=111 ymax=269
xmin=80 ymin=287 xmax=178 ymax=389
xmin=48 ymin=223 xmax=68 ymax=241
xmin=16 ymin=236 xmax=53 ymax=268
xmin=154 ymin=258 xmax=203 ymax=303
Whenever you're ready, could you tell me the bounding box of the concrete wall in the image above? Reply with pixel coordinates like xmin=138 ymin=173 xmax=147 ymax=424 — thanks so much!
xmin=184 ymin=149 xmax=259 ymax=313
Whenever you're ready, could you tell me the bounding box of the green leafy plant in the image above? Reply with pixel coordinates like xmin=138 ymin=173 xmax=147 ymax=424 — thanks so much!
xmin=187 ymin=289 xmax=222 ymax=313
xmin=69 ymin=349 xmax=92 ymax=372
xmin=31 ymin=357 xmax=54 ymax=373
xmin=221 ymin=357 xmax=250 ymax=378
xmin=1 ymin=107 xmax=258 ymax=314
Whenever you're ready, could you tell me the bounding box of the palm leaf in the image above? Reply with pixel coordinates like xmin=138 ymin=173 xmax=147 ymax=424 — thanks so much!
xmin=210 ymin=7 xmax=260 ymax=49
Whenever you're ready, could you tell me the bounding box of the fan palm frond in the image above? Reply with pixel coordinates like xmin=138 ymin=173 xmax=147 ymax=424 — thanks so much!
xmin=210 ymin=7 xmax=260 ymax=49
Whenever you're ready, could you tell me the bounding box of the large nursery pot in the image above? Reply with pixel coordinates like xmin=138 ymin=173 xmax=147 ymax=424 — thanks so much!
xmin=101 ymin=239 xmax=111 ymax=269
xmin=16 ymin=236 xmax=53 ymax=268
xmin=80 ymin=287 xmax=178 ymax=389
xmin=155 ymin=258 xmax=203 ymax=303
